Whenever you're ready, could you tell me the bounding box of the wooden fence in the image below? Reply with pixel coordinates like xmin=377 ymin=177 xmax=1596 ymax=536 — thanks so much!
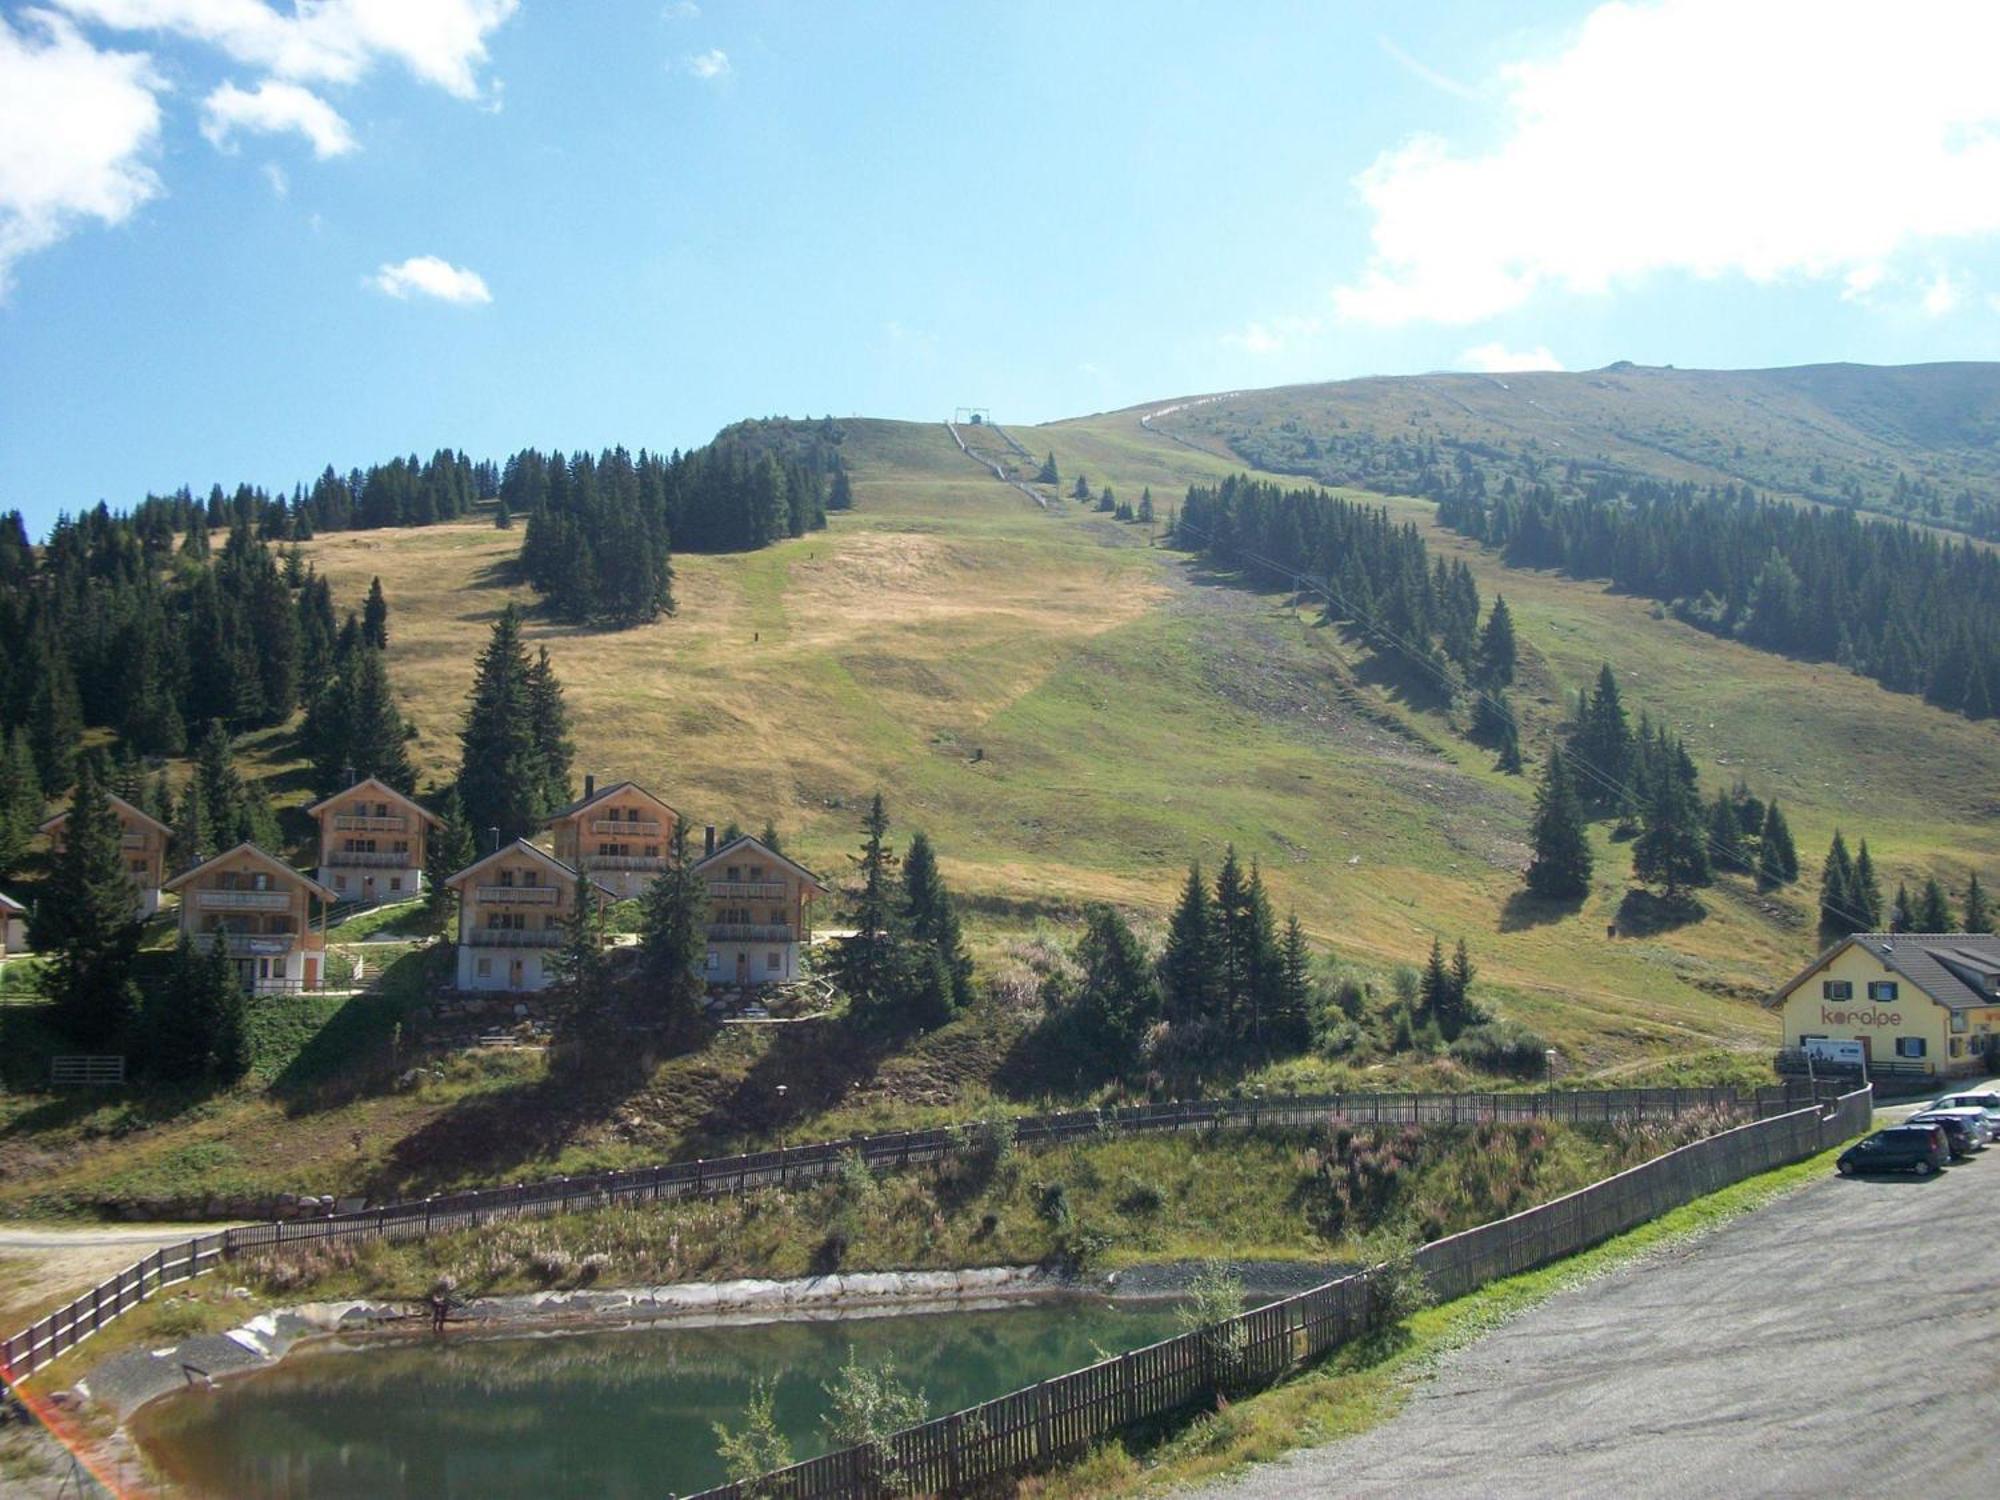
xmin=0 ymin=1082 xmax=1828 ymax=1387
xmin=682 ymin=1087 xmax=1873 ymax=1500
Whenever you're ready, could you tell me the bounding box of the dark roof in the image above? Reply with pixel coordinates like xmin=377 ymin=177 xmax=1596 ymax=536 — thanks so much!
xmin=692 ymin=834 xmax=827 ymax=892
xmin=547 ymin=780 xmax=681 ymax=823
xmin=1772 ymin=933 xmax=2000 ymax=1012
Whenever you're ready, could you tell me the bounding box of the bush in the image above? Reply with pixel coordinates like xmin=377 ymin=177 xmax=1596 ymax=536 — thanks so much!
xmin=713 ymin=1377 xmax=793 ymax=1489
xmin=1117 ymin=1172 xmax=1165 ymax=1216
xmin=1448 ymin=1020 xmax=1553 ymax=1078
xmin=1034 ymin=1180 xmax=1071 ymax=1229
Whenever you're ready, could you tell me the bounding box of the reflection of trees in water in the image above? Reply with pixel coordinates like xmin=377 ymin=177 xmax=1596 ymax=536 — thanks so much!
xmin=136 ymin=1301 xmax=1184 ymax=1500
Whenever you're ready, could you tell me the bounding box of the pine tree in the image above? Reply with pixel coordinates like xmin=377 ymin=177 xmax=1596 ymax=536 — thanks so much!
xmin=141 ymin=934 xmax=214 ymax=1084
xmin=1494 ymin=709 xmax=1523 ymax=774
xmin=1633 ymin=761 xmax=1710 ymax=897
xmin=1417 ymin=937 xmax=1451 ymax=1030
xmin=34 ymin=763 xmax=142 ymax=1047
xmin=527 ymin=645 xmax=575 ymax=815
xmin=759 ymin=820 xmax=783 ymax=854
xmin=1852 ymin=840 xmax=1884 ymax=930
xmin=1964 ymin=871 xmax=1993 ymax=934
xmin=194 ymin=718 xmax=242 ymax=853
xmin=0 ymin=728 xmax=43 ymax=880
xmin=1916 ymin=876 xmax=1954 ymax=933
xmin=1212 ymin=847 xmax=1251 ymax=1033
xmin=641 ymin=823 xmax=709 ymax=1019
xmin=1524 ymin=752 xmax=1592 ymax=899
xmin=207 ymin=936 xmax=251 ymax=1084
xmin=1441 ymin=938 xmax=1479 ymax=1040
xmin=173 ymin=777 xmax=207 ymax=871
xmin=901 ymin=830 xmax=973 ymax=1014
xmin=1066 ymin=903 xmax=1161 ymax=1073
xmin=1572 ymin=664 xmax=1633 ymax=814
xmin=456 ymin=607 xmax=548 ymax=843
xmin=1475 ymin=595 xmax=1517 ymax=687
xmin=551 ymin=875 xmax=610 ymax=1015
xmin=1818 ymin=831 xmax=1858 ymax=935
xmin=424 ymin=782 xmax=474 ymax=929
xmin=831 ymin=794 xmax=900 ymax=1011
xmin=1071 ymin=473 xmax=1091 ymax=502
xmin=1038 ymin=452 xmax=1058 ymax=486
xmin=1274 ymin=914 xmax=1313 ymax=1049
xmin=364 ymin=578 xmax=388 ymax=651
xmin=1706 ymin=791 xmax=1745 ymax=874
xmin=1757 ymin=801 xmax=1799 ymax=888
xmin=1160 ymin=862 xmax=1220 ymax=1025
xmin=1137 ymin=490 xmax=1155 ymax=525
xmin=1891 ymin=882 xmax=1915 ymax=933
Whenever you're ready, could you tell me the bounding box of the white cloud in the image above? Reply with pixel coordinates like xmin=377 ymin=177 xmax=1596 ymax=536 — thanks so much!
xmin=370 ymin=253 xmax=490 ymax=304
xmin=202 ymin=79 xmax=355 ymax=157
xmin=1337 ymin=0 xmax=2000 ymax=326
xmin=0 ymin=10 xmax=164 ymax=295
xmin=661 ymin=1 xmax=700 ymax=17
xmin=1459 ymin=342 xmax=1563 ymax=372
xmin=261 ymin=160 xmax=287 ymax=196
xmin=1920 ymin=269 xmax=1965 ymax=317
xmin=1840 ymin=263 xmax=1887 ymax=303
xmin=54 ymin=0 xmax=517 ymax=99
xmin=1222 ymin=315 xmax=1323 ymax=355
xmin=684 ymin=47 xmax=729 ymax=79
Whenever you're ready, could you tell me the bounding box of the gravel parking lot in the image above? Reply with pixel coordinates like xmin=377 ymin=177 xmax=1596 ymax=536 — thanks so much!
xmin=1193 ymin=1122 xmax=2000 ymax=1498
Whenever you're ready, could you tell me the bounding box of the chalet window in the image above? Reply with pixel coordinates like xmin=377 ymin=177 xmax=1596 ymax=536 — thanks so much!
xmin=252 ymin=872 xmax=270 ymax=891
xmin=1896 ymin=1037 xmax=1926 ymax=1058
xmin=334 ymin=875 xmax=347 ymax=890
xmin=1950 ymin=1038 xmax=1964 ymax=1058
xmin=766 ymin=950 xmax=781 ymax=970
xmin=726 ymin=866 xmax=741 ymax=881
xmin=390 ymin=877 xmax=402 ymax=892
xmin=1867 ymin=981 xmax=1899 ymax=1001
xmin=499 ymin=870 xmax=515 ymax=886
xmin=1822 ymin=980 xmax=1853 ymax=1000
xmin=375 ymin=803 xmax=388 ymax=817
xmin=645 ymin=846 xmax=659 ymax=858
xmin=476 ymin=958 xmax=492 ymax=978
xmin=770 ymin=909 xmax=785 ymax=925
xmin=129 ymin=859 xmax=147 ymax=875
xmin=393 ymin=841 xmax=408 ymax=855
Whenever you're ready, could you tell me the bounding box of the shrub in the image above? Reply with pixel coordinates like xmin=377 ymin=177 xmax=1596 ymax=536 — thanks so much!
xmin=1175 ymin=1260 xmax=1249 ymax=1395
xmin=1448 ymin=1020 xmax=1553 ymax=1078
xmin=1117 ymin=1173 xmax=1166 ymax=1217
xmin=1034 ymin=1180 xmax=1071 ymax=1229
xmin=821 ymin=1347 xmax=930 ymax=1450
xmin=713 ymin=1377 xmax=794 ymax=1489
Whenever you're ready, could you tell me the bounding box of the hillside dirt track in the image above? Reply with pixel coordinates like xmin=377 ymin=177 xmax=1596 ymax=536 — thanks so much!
xmin=1191 ymin=1133 xmax=2000 ymax=1498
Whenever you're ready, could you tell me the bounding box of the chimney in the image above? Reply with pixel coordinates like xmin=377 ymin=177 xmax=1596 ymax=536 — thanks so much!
xmin=341 ymin=764 xmax=355 ymax=788
xmin=488 ymin=826 xmax=501 ymax=855
xmin=705 ymin=825 xmax=716 ymax=856
xmin=584 ymin=773 xmax=595 ymax=800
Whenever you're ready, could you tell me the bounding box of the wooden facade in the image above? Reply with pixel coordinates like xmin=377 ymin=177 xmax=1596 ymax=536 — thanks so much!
xmin=0 ymin=891 xmax=26 ymax=958
xmin=545 ymin=777 xmax=682 ymax=900
xmin=446 ymin=839 xmax=612 ymax=992
xmin=162 ymin=843 xmax=336 ymax=995
xmin=691 ymin=834 xmax=827 ymax=987
xmin=39 ymin=793 xmax=171 ymax=917
xmin=307 ymin=776 xmax=440 ymax=906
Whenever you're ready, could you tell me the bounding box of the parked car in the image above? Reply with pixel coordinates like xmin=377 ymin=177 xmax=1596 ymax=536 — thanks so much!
xmin=1908 ymin=1109 xmax=1989 ymax=1158
xmin=1929 ymin=1091 xmax=2000 ymax=1129
xmin=1837 ymin=1124 xmax=1949 ymax=1177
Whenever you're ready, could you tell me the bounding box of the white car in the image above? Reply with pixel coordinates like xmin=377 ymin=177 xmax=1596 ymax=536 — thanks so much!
xmin=1928 ymin=1091 xmax=2000 ymax=1129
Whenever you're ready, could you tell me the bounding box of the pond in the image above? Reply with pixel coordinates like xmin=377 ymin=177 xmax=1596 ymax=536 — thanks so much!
xmin=132 ymin=1297 xmax=1187 ymax=1498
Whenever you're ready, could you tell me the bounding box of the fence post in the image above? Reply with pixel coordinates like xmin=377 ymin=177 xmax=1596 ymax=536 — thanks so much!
xmin=1035 ymin=1379 xmax=1053 ymax=1464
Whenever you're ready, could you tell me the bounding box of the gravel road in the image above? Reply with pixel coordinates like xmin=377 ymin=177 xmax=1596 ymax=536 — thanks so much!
xmin=1190 ymin=1141 xmax=2000 ymax=1498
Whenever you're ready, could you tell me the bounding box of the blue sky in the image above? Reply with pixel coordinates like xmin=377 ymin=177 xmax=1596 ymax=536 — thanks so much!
xmin=4 ymin=0 xmax=2000 ymax=535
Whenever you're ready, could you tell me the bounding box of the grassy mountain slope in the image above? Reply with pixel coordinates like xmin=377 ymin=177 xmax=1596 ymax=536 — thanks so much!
xmin=1137 ymin=361 xmax=2000 ymax=534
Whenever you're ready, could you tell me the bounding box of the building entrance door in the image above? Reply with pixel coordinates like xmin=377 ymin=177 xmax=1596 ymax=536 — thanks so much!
xmin=509 ymin=958 xmax=525 ymax=989
xmin=735 ymin=952 xmax=748 ymax=985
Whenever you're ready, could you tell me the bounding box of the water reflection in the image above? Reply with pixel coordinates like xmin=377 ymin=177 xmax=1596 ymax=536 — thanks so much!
xmin=134 ymin=1298 xmax=1184 ymax=1498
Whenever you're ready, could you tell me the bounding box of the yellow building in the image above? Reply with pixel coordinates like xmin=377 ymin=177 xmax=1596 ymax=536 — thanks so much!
xmin=447 ymin=838 xmax=614 ymax=992
xmin=545 ymin=776 xmax=681 ymax=900
xmin=1768 ymin=932 xmax=2000 ymax=1080
xmin=692 ymin=831 xmax=826 ymax=987
xmin=307 ymin=776 xmax=440 ymax=906
xmin=39 ymin=793 xmax=172 ymax=917
xmin=163 ymin=843 xmax=338 ymax=994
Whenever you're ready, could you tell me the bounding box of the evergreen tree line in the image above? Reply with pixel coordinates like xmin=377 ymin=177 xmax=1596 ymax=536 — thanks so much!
xmin=1174 ymin=476 xmax=1486 ymax=678
xmin=0 ymin=504 xmax=386 ymax=793
xmin=511 ymin=422 xmax=846 ymax=625
xmin=1156 ymin=848 xmax=1313 ymax=1053
xmin=828 ymin=795 xmax=974 ymax=1034
xmin=1817 ymin=829 xmax=1993 ymax=938
xmin=110 ymin=449 xmax=495 ymax=542
xmin=1523 ymin=663 xmax=1803 ymax=906
xmin=1436 ymin=477 xmax=2000 ymax=720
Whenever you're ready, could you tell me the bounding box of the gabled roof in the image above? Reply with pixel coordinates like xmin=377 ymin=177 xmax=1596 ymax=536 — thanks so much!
xmin=306 ymin=776 xmax=441 ymax=825
xmin=692 ymin=834 xmax=827 ymax=894
xmin=0 ymin=891 xmax=26 ymax=915
xmin=444 ymin=837 xmax=615 ymax=898
xmin=39 ymin=792 xmax=171 ymax=839
xmin=546 ymin=779 xmax=682 ymax=824
xmin=1769 ymin=933 xmax=2000 ymax=1013
xmin=163 ymin=842 xmax=339 ymax=902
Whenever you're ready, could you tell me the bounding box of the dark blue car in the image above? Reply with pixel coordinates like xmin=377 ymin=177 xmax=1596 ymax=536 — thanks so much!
xmin=1837 ymin=1124 xmax=1949 ymax=1177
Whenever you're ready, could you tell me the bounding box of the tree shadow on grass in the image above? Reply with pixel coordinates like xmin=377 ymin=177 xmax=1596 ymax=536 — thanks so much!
xmin=1615 ymin=888 xmax=1708 ymax=936
xmin=1498 ymin=888 xmax=1588 ymax=933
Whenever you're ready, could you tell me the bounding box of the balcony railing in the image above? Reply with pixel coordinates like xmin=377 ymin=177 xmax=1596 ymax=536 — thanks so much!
xmin=120 ymin=831 xmax=150 ymax=849
xmin=707 ymin=881 xmax=786 ymax=900
xmin=706 ymin=923 xmax=796 ymax=943
xmin=201 ymin=930 xmax=298 ymax=955
xmin=582 ymin=854 xmax=665 ymax=872
xmin=466 ymin=927 xmax=563 ymax=947
xmin=591 ymin=818 xmax=661 ymax=836
xmin=334 ymin=814 xmax=409 ymax=832
xmin=475 ymin=885 xmax=559 ymax=904
xmin=325 ymin=850 xmax=414 ymax=868
xmin=195 ymin=889 xmax=291 ymax=911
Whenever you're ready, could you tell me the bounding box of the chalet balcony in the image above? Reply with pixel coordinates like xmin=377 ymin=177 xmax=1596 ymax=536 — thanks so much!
xmin=592 ymin=817 xmax=661 ymax=836
xmin=334 ymin=814 xmax=409 ymax=832
xmin=584 ymin=854 xmax=665 ymax=872
xmin=475 ymin=885 xmax=560 ymax=904
xmin=326 ymin=849 xmax=415 ymax=868
xmin=467 ymin=927 xmax=563 ymax=947
xmin=120 ymin=831 xmax=149 ymax=849
xmin=195 ymin=889 xmax=291 ymax=911
xmin=707 ymin=881 xmax=786 ymax=900
xmin=201 ymin=930 xmax=298 ymax=955
xmin=706 ymin=922 xmax=796 ymax=942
